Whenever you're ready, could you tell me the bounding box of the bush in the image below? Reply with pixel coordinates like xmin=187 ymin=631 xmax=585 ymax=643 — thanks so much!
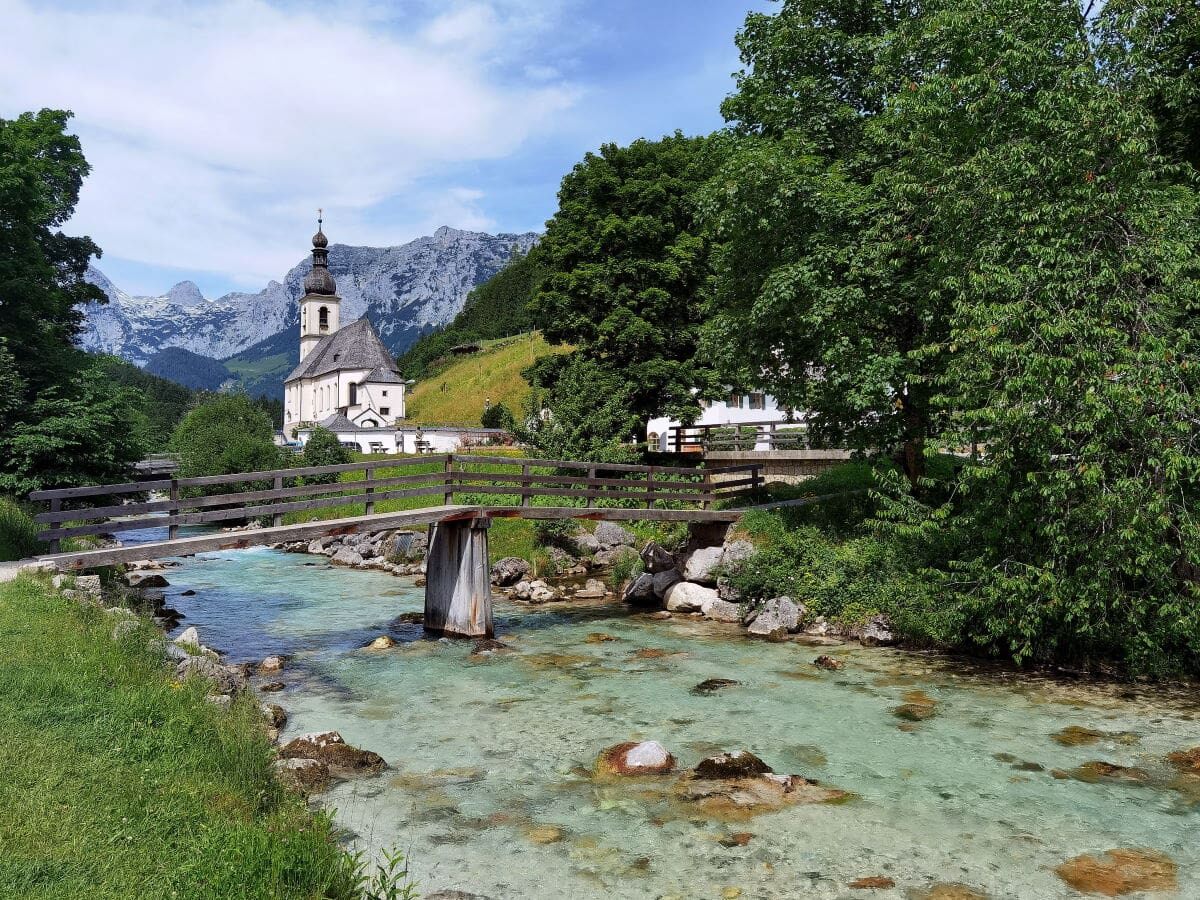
xmin=0 ymin=499 xmax=40 ymax=561
xmin=302 ymin=426 xmax=352 ymax=484
xmin=480 ymin=401 xmax=516 ymax=431
xmin=169 ymin=394 xmax=280 ymax=493
xmin=533 ymin=518 xmax=576 ymax=549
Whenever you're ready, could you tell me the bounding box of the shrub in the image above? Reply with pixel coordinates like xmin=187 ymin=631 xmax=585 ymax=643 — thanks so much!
xmin=480 ymin=401 xmax=516 ymax=431
xmin=169 ymin=394 xmax=280 ymax=494
xmin=302 ymin=426 xmax=352 ymax=484
xmin=533 ymin=518 xmax=576 ymax=550
xmin=0 ymin=499 xmax=40 ymax=561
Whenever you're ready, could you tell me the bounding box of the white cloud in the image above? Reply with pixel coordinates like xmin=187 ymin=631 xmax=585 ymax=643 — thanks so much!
xmin=0 ymin=0 xmax=577 ymax=283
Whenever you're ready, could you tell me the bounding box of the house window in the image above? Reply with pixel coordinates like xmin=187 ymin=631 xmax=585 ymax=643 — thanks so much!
xmin=749 ymin=393 xmax=766 ymax=410
xmin=319 ymin=306 xmax=329 ymax=332
xmin=727 ymin=392 xmax=745 ymax=409
xmin=349 ymin=383 xmax=357 ymax=406
xmin=382 ymin=390 xmax=388 ymax=397
xmin=381 ymin=407 xmax=390 ymax=416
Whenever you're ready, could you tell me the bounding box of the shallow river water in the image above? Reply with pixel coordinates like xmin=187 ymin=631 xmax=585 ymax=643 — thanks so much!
xmin=148 ymin=541 xmax=1198 ymax=898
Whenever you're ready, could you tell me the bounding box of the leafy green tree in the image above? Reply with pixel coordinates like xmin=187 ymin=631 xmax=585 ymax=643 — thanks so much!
xmin=480 ymin=400 xmax=516 ymax=431
xmin=0 ymin=110 xmax=104 ymax=393
xmin=301 ymin=425 xmax=351 ymax=484
xmin=529 ymin=132 xmax=724 ymax=458
xmin=92 ymin=355 xmax=195 ymax=451
xmin=170 ymin=394 xmax=279 ymax=490
xmin=0 ymin=364 xmax=148 ymax=494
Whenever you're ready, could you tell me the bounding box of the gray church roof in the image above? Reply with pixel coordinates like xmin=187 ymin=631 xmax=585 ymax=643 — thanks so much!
xmin=310 ymin=413 xmax=393 ymax=433
xmin=363 ymin=366 xmax=405 ymax=384
xmin=285 ymin=318 xmax=400 ymax=382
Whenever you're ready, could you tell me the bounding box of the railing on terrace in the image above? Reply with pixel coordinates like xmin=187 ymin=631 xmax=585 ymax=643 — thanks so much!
xmin=667 ymin=420 xmax=811 ymax=453
xmin=30 ymin=454 xmax=763 ymax=553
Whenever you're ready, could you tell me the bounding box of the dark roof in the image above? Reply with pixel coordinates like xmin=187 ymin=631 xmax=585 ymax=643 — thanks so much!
xmin=308 ymin=413 xmax=392 ymax=433
xmin=303 ymin=266 xmax=337 ymax=295
xmin=285 ymin=318 xmax=400 ymax=382
xmin=362 ymin=367 xmax=405 ymax=384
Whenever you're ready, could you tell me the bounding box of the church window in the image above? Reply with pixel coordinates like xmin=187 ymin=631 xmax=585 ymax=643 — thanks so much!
xmin=381 ymin=407 xmax=390 ymax=416
xmin=349 ymin=383 xmax=357 ymax=406
xmin=363 ymin=419 xmax=377 ymax=428
xmin=382 ymin=390 xmax=388 ymax=397
xmin=319 ymin=306 xmax=329 ymax=332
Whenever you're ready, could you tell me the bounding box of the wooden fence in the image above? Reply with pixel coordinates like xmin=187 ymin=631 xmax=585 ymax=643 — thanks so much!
xmin=668 ymin=420 xmax=811 ymax=453
xmin=30 ymin=454 xmax=763 ymax=552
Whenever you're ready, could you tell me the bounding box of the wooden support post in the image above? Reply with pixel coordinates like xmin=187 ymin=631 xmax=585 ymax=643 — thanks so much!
xmin=701 ymin=469 xmax=712 ymax=511
xmin=587 ymin=465 xmax=597 ymax=505
xmin=272 ymin=475 xmax=284 ymax=527
xmin=424 ymin=516 xmax=493 ymax=638
xmin=444 ymin=454 xmax=455 ymax=505
xmin=48 ymin=498 xmax=61 ymax=554
xmin=168 ymin=478 xmax=179 ymax=541
xmin=364 ymin=467 xmax=375 ymax=516
xmin=645 ymin=466 xmax=655 ymax=509
xmin=521 ymin=463 xmax=531 ymax=507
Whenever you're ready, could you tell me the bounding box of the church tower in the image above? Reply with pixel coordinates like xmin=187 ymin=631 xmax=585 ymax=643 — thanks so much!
xmin=299 ymin=213 xmax=340 ymax=361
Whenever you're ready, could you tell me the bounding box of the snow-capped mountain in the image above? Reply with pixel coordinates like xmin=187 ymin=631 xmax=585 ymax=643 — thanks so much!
xmin=79 ymin=226 xmax=539 ymax=365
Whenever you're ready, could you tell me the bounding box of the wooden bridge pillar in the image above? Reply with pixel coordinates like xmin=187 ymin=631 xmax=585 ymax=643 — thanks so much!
xmin=424 ymin=516 xmax=493 ymax=638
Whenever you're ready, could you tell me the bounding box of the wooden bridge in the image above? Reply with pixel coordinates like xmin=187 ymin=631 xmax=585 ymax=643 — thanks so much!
xmin=29 ymin=454 xmax=761 ymax=639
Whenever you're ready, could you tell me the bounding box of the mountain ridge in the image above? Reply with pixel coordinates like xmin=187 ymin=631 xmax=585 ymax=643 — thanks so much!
xmin=79 ymin=227 xmax=540 ymax=377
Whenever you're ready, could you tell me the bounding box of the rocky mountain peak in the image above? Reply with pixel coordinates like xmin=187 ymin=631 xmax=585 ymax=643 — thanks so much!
xmin=165 ymin=280 xmax=206 ymax=307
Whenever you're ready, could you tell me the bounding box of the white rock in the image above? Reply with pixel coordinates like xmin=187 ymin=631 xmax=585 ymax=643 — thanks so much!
xmin=665 ymin=582 xmax=719 ymax=613
xmin=682 ymin=546 xmax=724 ymax=585
xmin=623 ymin=740 xmax=674 ymax=771
xmin=174 ymin=626 xmax=202 ymax=648
xmin=701 ymin=597 xmax=742 ymax=623
xmin=330 ymin=547 xmax=364 ymax=567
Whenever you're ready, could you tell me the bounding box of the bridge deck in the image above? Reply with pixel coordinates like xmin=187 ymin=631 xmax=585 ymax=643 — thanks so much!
xmin=38 ymin=504 xmax=744 ymax=571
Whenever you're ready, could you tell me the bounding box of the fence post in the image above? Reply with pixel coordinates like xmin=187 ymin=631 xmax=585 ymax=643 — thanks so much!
xmin=587 ymin=465 xmax=597 ymax=505
xmin=363 ymin=466 xmax=375 ymax=516
xmin=48 ymin=498 xmax=61 ymax=554
xmin=753 ymin=464 xmax=763 ymax=494
xmin=444 ymin=454 xmax=455 ymax=505
xmin=273 ymin=474 xmax=284 ymax=527
xmin=673 ymin=427 xmax=681 ymax=453
xmin=168 ymin=478 xmax=179 ymax=541
xmin=645 ymin=465 xmax=655 ymax=510
xmin=701 ymin=469 xmax=712 ymax=511
xmin=521 ymin=463 xmax=531 ymax=508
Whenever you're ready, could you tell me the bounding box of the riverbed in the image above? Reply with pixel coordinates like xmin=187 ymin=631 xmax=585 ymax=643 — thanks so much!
xmin=150 ymin=542 xmax=1197 ymax=898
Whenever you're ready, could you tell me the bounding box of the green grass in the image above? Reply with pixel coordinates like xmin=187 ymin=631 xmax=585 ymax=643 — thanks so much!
xmin=0 ymin=576 xmax=363 ymax=900
xmin=0 ymin=498 xmax=41 ymax=561
xmin=406 ymin=333 xmax=567 ymax=426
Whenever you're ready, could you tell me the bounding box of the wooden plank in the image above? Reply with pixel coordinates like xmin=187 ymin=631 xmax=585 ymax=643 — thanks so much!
xmin=179 ymin=454 xmax=447 ymax=488
xmin=484 ymin=506 xmax=743 ymax=523
xmin=453 ymin=454 xmax=707 ymax=476
xmin=38 ymin=485 xmax=450 ymax=541
xmin=168 ymin=478 xmax=179 ymax=541
xmin=449 ymin=483 xmax=718 ymax=504
xmin=40 ymin=505 xmax=474 ymax=570
xmin=29 ymin=478 xmax=173 ymax=501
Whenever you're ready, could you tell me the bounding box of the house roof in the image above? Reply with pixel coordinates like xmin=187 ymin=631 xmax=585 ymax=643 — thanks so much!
xmin=285 ymin=318 xmax=399 ymax=382
xmin=309 ymin=413 xmax=392 ymax=433
xmin=363 ymin=366 xmax=405 ymax=384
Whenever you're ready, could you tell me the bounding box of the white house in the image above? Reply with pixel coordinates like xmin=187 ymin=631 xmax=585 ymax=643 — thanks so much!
xmin=283 ymin=219 xmax=408 ymax=447
xmin=646 ymin=390 xmax=804 ymax=452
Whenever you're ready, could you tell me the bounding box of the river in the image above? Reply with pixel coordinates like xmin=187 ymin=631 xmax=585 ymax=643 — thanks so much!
xmin=126 ymin=530 xmax=1199 ymax=898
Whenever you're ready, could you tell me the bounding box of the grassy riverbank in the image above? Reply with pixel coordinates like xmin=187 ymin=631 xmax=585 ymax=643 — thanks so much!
xmin=0 ymin=576 xmax=364 ymax=900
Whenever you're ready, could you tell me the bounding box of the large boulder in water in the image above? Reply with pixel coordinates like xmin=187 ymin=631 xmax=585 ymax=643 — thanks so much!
xmin=330 ymin=547 xmax=364 ymax=567
xmin=1055 ymin=848 xmax=1177 ymax=896
xmin=594 ymin=521 xmax=636 ymax=549
xmin=652 ymin=569 xmax=681 ymax=598
xmin=491 ymin=556 xmax=530 ymax=587
xmin=665 ymin=581 xmax=719 ymax=613
xmin=621 ymin=573 xmax=657 ymax=604
xmin=695 ymin=751 xmax=772 ymax=779
xmin=595 ymin=741 xmax=675 ymax=776
xmin=278 ymin=730 xmax=386 ymax=776
xmin=856 ymin=614 xmax=897 ymax=646
xmin=746 ymin=597 xmax=804 ymax=639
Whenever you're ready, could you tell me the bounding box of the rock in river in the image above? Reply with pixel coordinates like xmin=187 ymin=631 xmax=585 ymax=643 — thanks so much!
xmin=1167 ymin=746 xmax=1200 ymax=775
xmin=279 ymin=730 xmax=386 ymax=776
xmin=813 ymin=655 xmax=843 ymax=670
xmin=491 ymin=556 xmax=530 ymax=587
xmin=691 ymin=678 xmax=739 ymax=696
xmin=275 ymin=757 xmax=331 ymax=792
xmin=596 ymin=740 xmax=676 ymax=776
xmin=695 ymin=751 xmax=772 ymax=779
xmin=665 ymin=581 xmax=718 ymax=613
xmin=746 ymin=597 xmax=803 ymax=640
xmin=1055 ymin=848 xmax=1177 ymax=896
xmin=640 ymin=541 xmax=676 ymax=573
xmin=683 ymin=546 xmax=724 ymax=585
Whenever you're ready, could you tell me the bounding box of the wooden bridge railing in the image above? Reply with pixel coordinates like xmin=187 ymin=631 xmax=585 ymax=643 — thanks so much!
xmin=30 ymin=454 xmax=763 ymax=553
xmin=668 ymin=420 xmax=811 ymax=453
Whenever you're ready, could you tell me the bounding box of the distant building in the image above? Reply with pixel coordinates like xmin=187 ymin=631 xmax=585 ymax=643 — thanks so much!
xmin=283 ymin=218 xmax=408 ymax=447
xmin=646 ymin=390 xmax=802 ymax=452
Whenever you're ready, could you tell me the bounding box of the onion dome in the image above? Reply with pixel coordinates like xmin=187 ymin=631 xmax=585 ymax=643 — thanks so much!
xmin=304 ymin=211 xmax=337 ymax=295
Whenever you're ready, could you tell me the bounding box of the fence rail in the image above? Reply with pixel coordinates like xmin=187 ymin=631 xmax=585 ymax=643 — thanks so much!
xmin=668 ymin=420 xmax=811 ymax=453
xmin=31 ymin=453 xmax=763 ymax=552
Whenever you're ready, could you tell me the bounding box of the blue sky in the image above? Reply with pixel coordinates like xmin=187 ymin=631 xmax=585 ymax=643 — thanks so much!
xmin=1 ymin=0 xmax=773 ymax=298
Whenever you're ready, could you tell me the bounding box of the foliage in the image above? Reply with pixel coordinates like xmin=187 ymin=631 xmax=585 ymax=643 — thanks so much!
xmin=0 ymin=498 xmax=41 ymax=561
xmin=398 ymin=247 xmax=545 ymax=380
xmin=0 ymin=110 xmax=103 ymax=395
xmin=526 ymin=132 xmax=724 ymax=457
xmin=609 ymin=548 xmax=644 ymax=591
xmin=91 ymin=354 xmax=195 ymax=451
xmin=352 ymin=847 xmax=419 ymax=900
xmin=532 ymin=518 xmax=576 ymax=550
xmin=0 ymin=363 xmax=148 ymax=495
xmin=169 ymin=393 xmax=280 ymax=491
xmin=302 ymin=426 xmax=352 ymax=484
xmin=480 ymin=400 xmax=516 ymax=431
xmin=0 ymin=575 xmax=364 ymax=898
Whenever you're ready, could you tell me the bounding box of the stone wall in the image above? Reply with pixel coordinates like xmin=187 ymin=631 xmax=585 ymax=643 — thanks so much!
xmin=705 ymin=450 xmax=853 ymax=485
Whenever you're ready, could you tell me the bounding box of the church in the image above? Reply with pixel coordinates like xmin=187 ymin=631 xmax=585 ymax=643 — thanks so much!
xmin=284 ymin=219 xmax=407 ymax=446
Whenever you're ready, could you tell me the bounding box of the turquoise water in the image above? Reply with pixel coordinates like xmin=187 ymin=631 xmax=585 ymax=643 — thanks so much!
xmin=159 ymin=546 xmax=1199 ymax=899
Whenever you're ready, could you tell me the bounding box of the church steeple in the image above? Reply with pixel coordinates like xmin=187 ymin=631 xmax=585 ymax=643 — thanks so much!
xmin=299 ymin=211 xmax=341 ymax=361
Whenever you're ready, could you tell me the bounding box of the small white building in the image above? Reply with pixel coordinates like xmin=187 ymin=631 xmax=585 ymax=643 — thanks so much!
xmin=646 ymin=391 xmax=803 ymax=452
xmin=283 ymin=219 xmax=407 ymax=439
